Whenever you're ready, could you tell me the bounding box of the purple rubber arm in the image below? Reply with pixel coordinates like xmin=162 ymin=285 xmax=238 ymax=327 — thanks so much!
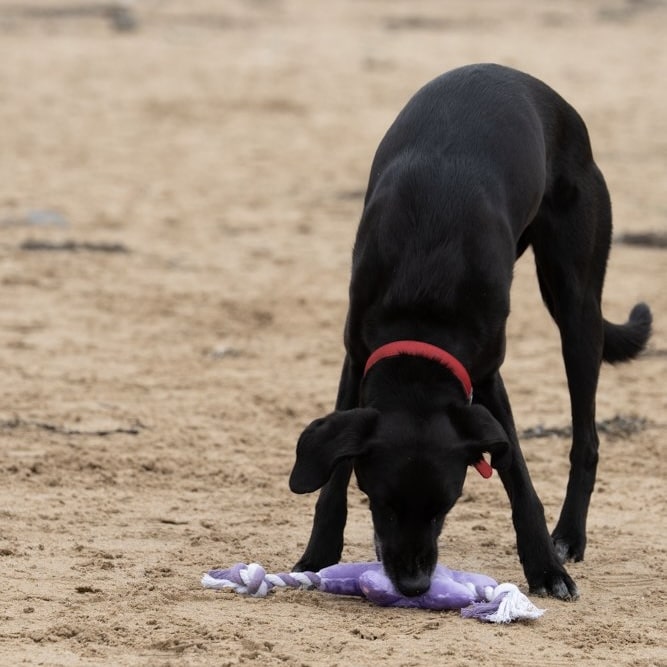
xmin=317 ymin=562 xmax=497 ymax=610
xmin=318 ymin=562 xmax=383 ymax=596
xmin=358 ymin=565 xmax=481 ymax=610
xmin=446 ymin=566 xmax=498 ymax=599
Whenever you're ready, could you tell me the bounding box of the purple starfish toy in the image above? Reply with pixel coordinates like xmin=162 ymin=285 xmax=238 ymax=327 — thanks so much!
xmin=201 ymin=561 xmax=545 ymax=623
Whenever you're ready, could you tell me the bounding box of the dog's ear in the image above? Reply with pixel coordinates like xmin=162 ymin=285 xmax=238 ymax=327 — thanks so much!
xmin=289 ymin=408 xmax=379 ymax=494
xmin=448 ymin=404 xmax=512 ymax=471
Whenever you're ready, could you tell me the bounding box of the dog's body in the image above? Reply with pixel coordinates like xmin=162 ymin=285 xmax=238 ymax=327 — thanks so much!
xmin=289 ymin=64 xmax=652 ymax=599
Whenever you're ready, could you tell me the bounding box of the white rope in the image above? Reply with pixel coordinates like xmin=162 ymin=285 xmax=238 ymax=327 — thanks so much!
xmin=485 ymin=584 xmax=545 ymax=623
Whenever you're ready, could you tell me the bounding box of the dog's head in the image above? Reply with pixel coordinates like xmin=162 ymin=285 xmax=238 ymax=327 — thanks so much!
xmin=289 ymin=404 xmax=511 ymax=597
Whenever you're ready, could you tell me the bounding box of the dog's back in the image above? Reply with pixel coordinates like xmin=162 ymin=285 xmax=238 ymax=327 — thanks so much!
xmin=364 ymin=64 xmax=591 ymax=237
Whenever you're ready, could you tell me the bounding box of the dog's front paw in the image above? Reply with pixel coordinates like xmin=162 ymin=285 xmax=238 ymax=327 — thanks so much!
xmin=292 ymin=557 xmax=318 ymax=573
xmin=528 ymin=564 xmax=579 ymax=601
xmin=292 ymin=551 xmax=338 ymax=574
xmin=292 ymin=534 xmax=345 ymax=573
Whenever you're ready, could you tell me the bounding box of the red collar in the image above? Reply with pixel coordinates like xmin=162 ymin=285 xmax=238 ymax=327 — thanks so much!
xmin=363 ymin=340 xmax=491 ymax=479
xmin=363 ymin=340 xmax=473 ymax=403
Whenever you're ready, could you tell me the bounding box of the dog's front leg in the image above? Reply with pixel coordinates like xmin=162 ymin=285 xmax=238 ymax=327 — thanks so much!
xmin=293 ymin=354 xmax=362 ymax=572
xmin=475 ymin=373 xmax=579 ymax=600
xmin=293 ymin=460 xmax=354 ymax=572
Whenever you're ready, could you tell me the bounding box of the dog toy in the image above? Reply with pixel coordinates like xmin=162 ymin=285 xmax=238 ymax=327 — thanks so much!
xmin=201 ymin=561 xmax=545 ymax=623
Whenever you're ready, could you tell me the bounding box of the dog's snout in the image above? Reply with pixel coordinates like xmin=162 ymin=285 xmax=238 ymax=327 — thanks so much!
xmin=396 ymin=573 xmax=431 ymax=597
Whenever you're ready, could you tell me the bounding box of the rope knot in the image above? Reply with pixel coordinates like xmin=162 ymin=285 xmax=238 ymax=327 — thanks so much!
xmin=240 ymin=563 xmax=270 ymax=596
xmin=200 ymin=563 xmax=321 ymax=598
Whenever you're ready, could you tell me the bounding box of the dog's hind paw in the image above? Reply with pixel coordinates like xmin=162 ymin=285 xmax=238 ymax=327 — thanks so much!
xmin=552 ymin=533 xmax=586 ymax=563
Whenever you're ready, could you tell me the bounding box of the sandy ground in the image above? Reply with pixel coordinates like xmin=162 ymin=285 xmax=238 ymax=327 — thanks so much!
xmin=1 ymin=1 xmax=666 ymax=665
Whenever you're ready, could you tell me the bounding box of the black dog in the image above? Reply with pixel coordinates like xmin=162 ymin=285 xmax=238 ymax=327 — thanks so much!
xmin=289 ymin=64 xmax=652 ymax=600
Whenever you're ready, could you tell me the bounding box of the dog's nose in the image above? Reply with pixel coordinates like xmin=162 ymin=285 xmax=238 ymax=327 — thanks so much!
xmin=396 ymin=574 xmax=431 ymax=597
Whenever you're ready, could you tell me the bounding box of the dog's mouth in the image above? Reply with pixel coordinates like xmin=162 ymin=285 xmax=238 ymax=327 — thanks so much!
xmin=394 ymin=571 xmax=432 ymax=597
xmin=374 ymin=533 xmax=436 ymax=597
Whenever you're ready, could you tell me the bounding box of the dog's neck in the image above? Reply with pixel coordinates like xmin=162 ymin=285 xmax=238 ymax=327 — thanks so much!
xmin=360 ymin=342 xmax=473 ymax=414
xmin=363 ymin=340 xmax=472 ymax=403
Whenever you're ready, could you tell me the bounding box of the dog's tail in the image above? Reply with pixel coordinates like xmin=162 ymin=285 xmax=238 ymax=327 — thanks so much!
xmin=602 ymin=302 xmax=652 ymax=364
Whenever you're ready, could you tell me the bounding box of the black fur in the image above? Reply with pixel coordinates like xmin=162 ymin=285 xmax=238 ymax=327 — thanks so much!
xmin=289 ymin=64 xmax=652 ymax=599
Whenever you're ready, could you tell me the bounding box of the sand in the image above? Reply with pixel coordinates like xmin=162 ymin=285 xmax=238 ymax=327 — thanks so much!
xmin=1 ymin=1 xmax=665 ymax=665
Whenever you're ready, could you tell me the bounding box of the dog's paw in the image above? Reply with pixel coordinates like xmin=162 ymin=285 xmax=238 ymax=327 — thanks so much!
xmin=552 ymin=532 xmax=586 ymax=563
xmin=292 ymin=557 xmax=317 ymax=573
xmin=292 ymin=540 xmax=344 ymax=574
xmin=292 ymin=553 xmax=337 ymax=573
xmin=528 ymin=566 xmax=579 ymax=601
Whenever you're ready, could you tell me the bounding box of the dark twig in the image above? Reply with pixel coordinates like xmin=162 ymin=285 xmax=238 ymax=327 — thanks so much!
xmin=520 ymin=414 xmax=654 ymax=440
xmin=0 ymin=417 xmax=143 ymax=436
xmin=615 ymin=232 xmax=667 ymax=249
xmin=20 ymin=240 xmax=129 ymax=253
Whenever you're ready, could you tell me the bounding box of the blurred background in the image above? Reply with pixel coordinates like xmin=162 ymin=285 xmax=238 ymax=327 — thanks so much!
xmin=1 ymin=0 xmax=665 ymax=249
xmin=1 ymin=2 xmax=665 ymax=665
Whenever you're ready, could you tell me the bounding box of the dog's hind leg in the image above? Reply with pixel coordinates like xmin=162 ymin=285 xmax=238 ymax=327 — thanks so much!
xmin=530 ymin=162 xmax=631 ymax=563
xmin=293 ymin=354 xmax=362 ymax=572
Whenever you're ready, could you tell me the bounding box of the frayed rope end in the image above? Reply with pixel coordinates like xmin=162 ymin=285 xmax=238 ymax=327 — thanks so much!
xmin=461 ymin=583 xmax=545 ymax=623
